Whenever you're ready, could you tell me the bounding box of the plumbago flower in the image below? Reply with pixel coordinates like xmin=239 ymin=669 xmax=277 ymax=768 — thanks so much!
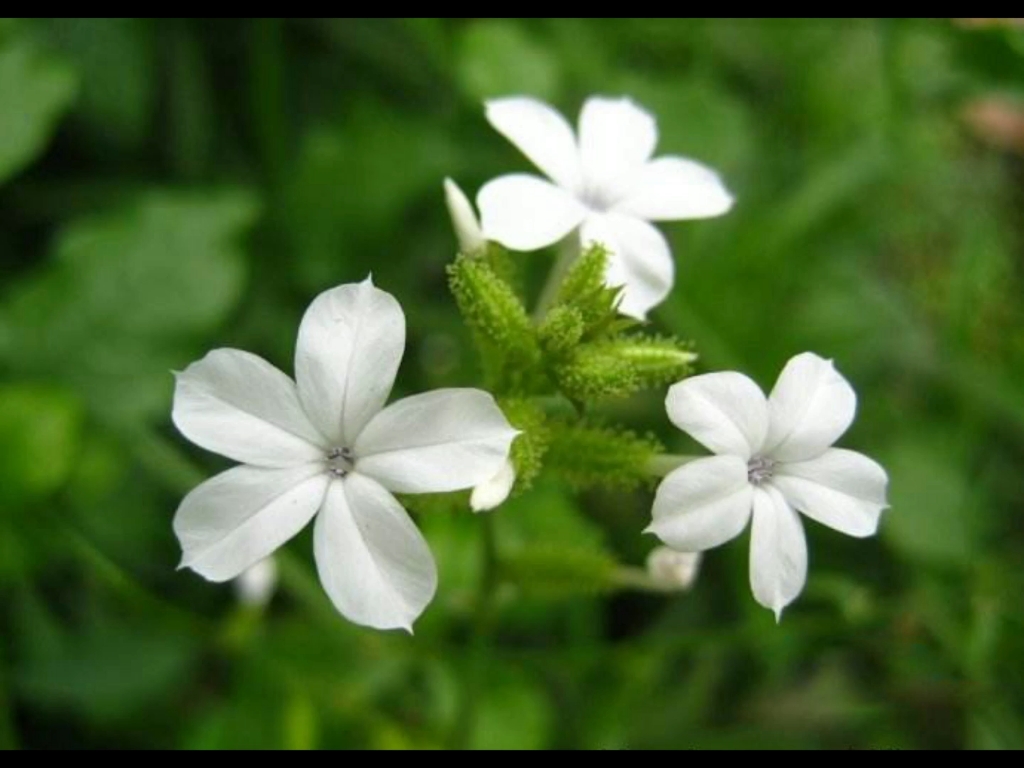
xmin=172 ymin=278 xmax=518 ymax=631
xmin=478 ymin=95 xmax=734 ymax=319
xmin=647 ymin=353 xmax=889 ymax=619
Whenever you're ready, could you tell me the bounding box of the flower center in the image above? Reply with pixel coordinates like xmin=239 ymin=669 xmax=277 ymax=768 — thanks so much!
xmin=747 ymin=456 xmax=776 ymax=485
xmin=579 ymin=181 xmax=621 ymax=213
xmin=326 ymin=447 xmax=355 ymax=478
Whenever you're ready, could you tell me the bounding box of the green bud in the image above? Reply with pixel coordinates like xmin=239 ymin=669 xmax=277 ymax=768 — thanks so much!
xmin=447 ymin=254 xmax=540 ymax=388
xmin=614 ymin=335 xmax=697 ymax=388
xmin=537 ymin=305 xmax=585 ymax=358
xmin=545 ymin=422 xmax=664 ymax=491
xmin=502 ymin=545 xmax=620 ymax=598
xmin=553 ymin=342 xmax=641 ymax=402
xmin=549 ymin=243 xmax=624 ymax=336
xmin=551 ymin=335 xmax=697 ymax=403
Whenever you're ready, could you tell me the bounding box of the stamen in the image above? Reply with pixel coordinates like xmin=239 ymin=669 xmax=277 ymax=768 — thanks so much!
xmin=326 ymin=447 xmax=355 ymax=478
xmin=747 ymin=456 xmax=775 ymax=485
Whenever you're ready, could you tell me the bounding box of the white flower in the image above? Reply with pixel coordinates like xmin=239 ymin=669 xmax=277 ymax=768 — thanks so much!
xmin=469 ymin=457 xmax=516 ymax=513
xmin=647 ymin=352 xmax=889 ymax=620
xmin=478 ymin=95 xmax=734 ymax=320
xmin=444 ymin=177 xmax=486 ymax=253
xmin=234 ymin=556 xmax=278 ymax=607
xmin=646 ymin=547 xmax=702 ymax=591
xmin=172 ymin=278 xmax=518 ymax=632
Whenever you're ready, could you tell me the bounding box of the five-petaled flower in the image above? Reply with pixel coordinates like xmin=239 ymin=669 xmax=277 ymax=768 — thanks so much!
xmin=171 ymin=278 xmax=518 ymax=631
xmin=478 ymin=95 xmax=734 ymax=320
xmin=647 ymin=352 xmax=889 ymax=620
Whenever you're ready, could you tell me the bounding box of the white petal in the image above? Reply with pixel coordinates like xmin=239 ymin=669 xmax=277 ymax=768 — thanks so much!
xmin=646 ymin=455 xmax=753 ymax=551
xmin=470 ymin=458 xmax=516 ymax=513
xmin=173 ymin=349 xmax=325 ymax=468
xmin=484 ymin=96 xmax=583 ymax=190
xmin=478 ymin=174 xmax=586 ymax=251
xmin=175 ymin=464 xmax=328 ymax=582
xmin=294 ymin=278 xmax=405 ymax=447
xmin=578 ymin=96 xmax=657 ymax=195
xmin=314 ymin=474 xmax=437 ymax=632
xmin=764 ymin=352 xmax=857 ymax=463
xmin=580 ymin=213 xmax=673 ymax=320
xmin=354 ymin=388 xmax=518 ymax=494
xmin=771 ymin=448 xmax=889 ymax=538
xmin=749 ymin=484 xmax=808 ymax=621
xmin=615 ymin=157 xmax=734 ymax=221
xmin=444 ymin=177 xmax=486 ymax=253
xmin=665 ymin=371 xmax=769 ymax=460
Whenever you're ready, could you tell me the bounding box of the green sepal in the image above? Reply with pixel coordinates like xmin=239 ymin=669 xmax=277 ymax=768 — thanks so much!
xmin=499 ymin=398 xmax=550 ymax=494
xmin=544 ymin=422 xmax=664 ymax=491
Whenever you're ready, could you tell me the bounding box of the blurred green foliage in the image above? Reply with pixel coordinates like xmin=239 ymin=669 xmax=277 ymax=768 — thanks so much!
xmin=2 ymin=17 xmax=1024 ymax=750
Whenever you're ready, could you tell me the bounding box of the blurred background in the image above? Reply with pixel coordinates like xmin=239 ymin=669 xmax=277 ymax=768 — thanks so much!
xmin=1 ymin=17 xmax=1023 ymax=750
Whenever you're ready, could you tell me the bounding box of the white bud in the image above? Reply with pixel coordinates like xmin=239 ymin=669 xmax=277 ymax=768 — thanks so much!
xmin=444 ymin=177 xmax=486 ymax=253
xmin=646 ymin=547 xmax=702 ymax=591
xmin=234 ymin=556 xmax=278 ymax=607
xmin=470 ymin=458 xmax=516 ymax=512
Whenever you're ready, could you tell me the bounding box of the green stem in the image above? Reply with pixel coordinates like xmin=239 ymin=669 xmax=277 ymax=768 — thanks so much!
xmin=0 ymin=661 xmax=17 ymax=750
xmin=646 ymin=453 xmax=701 ymax=478
xmin=452 ymin=513 xmax=500 ymax=749
xmin=532 ymin=239 xmax=579 ymax=323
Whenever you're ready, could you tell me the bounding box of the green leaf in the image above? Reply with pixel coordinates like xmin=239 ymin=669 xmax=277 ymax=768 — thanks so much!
xmin=45 ymin=18 xmax=155 ymax=152
xmin=457 ymin=20 xmax=562 ymax=103
xmin=14 ymin=619 xmax=199 ymax=723
xmin=0 ymin=32 xmax=77 ymax=184
xmin=2 ymin=190 xmax=259 ymax=423
xmin=0 ymin=383 xmax=82 ymax=508
xmin=881 ymin=434 xmax=983 ymax=566
xmin=468 ymin=669 xmax=554 ymax=750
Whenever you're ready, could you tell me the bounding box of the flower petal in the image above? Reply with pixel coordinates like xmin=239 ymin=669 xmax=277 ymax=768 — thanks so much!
xmin=764 ymin=352 xmax=857 ymax=462
xmin=314 ymin=473 xmax=437 ymax=631
xmin=580 ymin=213 xmax=674 ymax=320
xmin=665 ymin=371 xmax=769 ymax=460
xmin=173 ymin=349 xmax=326 ymax=467
xmin=175 ymin=464 xmax=328 ymax=582
xmin=615 ymin=156 xmax=734 ymax=221
xmin=478 ymin=174 xmax=586 ymax=251
xmin=578 ymin=96 xmax=657 ymax=196
xmin=354 ymin=388 xmax=518 ymax=494
xmin=749 ymin=484 xmax=808 ymax=621
xmin=646 ymin=455 xmax=753 ymax=551
xmin=470 ymin=457 xmax=516 ymax=513
xmin=295 ymin=278 xmax=405 ymax=447
xmin=771 ymin=448 xmax=889 ymax=538
xmin=484 ymin=96 xmax=583 ymax=190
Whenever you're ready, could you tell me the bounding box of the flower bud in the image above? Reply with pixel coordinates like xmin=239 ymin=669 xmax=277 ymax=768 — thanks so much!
xmin=234 ymin=556 xmax=279 ymax=607
xmin=645 ymin=546 xmax=701 ymax=591
xmin=470 ymin=458 xmax=516 ymax=512
xmin=444 ymin=177 xmax=486 ymax=254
